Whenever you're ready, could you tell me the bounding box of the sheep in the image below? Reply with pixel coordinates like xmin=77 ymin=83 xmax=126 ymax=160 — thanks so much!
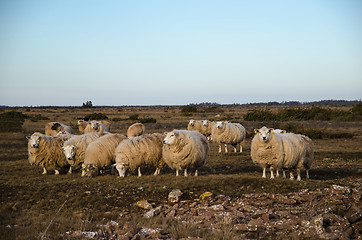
xmin=61 ymin=132 xmax=108 ymax=172
xmin=211 ymin=121 xmax=246 ymax=153
xmin=127 ymin=123 xmax=145 ymax=138
xmin=187 ymin=120 xmax=203 ymax=132
xmin=82 ymin=133 xmax=127 ymax=177
xmin=299 ymin=135 xmax=314 ymax=179
xmin=45 ymin=122 xmax=74 ymax=136
xmin=114 ymin=133 xmax=164 ymax=177
xmin=162 ymin=130 xmax=209 ymax=177
xmin=200 ymin=120 xmax=214 ymax=140
xmin=77 ymin=120 xmax=89 ymax=133
xmin=27 ymin=132 xmax=72 ymax=175
xmin=84 ymin=120 xmax=110 ymax=133
xmin=251 ymin=126 xmax=306 ymax=181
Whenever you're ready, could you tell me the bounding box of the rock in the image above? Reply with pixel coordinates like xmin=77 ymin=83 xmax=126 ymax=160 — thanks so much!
xmin=168 ymin=189 xmax=183 ymax=203
xmin=345 ymin=203 xmax=362 ymax=223
xmin=144 ymin=206 xmax=162 ymax=218
xmin=136 ymin=200 xmax=153 ymax=210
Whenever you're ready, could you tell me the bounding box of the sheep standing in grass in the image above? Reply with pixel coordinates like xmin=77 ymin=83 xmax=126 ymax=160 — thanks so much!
xmin=251 ymin=126 xmax=306 ymax=181
xmin=27 ymin=132 xmax=72 ymax=175
xmin=45 ymin=122 xmax=74 ymax=136
xmin=162 ymin=130 xmax=209 ymax=177
xmin=115 ymin=133 xmax=164 ymax=177
xmin=84 ymin=120 xmax=110 ymax=133
xmin=299 ymin=135 xmax=314 ymax=179
xmin=201 ymin=120 xmax=214 ymax=140
xmin=62 ymin=132 xmax=107 ymax=172
xmin=82 ymin=133 xmax=127 ymax=177
xmin=211 ymin=121 xmax=246 ymax=153
xmin=127 ymin=123 xmax=145 ymax=138
xmin=187 ymin=120 xmax=203 ymax=132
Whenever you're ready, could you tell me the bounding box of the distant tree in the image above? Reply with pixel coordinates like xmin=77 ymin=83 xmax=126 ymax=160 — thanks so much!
xmin=82 ymin=101 xmax=93 ymax=108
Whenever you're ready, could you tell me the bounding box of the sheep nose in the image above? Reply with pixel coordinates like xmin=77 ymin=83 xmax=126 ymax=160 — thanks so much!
xmin=163 ymin=140 xmax=166 ymax=144
xmin=262 ymin=137 xmax=266 ymax=140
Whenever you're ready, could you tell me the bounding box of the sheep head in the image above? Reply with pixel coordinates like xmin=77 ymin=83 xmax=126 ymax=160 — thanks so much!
xmin=254 ymin=126 xmax=273 ymax=142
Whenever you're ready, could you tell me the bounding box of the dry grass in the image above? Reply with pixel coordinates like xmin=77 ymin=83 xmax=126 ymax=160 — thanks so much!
xmin=0 ymin=106 xmax=361 ymax=239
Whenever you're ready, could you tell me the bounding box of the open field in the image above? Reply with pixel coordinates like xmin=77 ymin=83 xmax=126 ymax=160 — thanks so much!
xmin=0 ymin=105 xmax=361 ymax=239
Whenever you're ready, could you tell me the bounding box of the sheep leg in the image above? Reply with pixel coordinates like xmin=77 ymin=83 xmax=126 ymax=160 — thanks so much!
xmin=232 ymin=144 xmax=237 ymax=152
xmin=54 ymin=169 xmax=60 ymax=175
xmin=67 ymin=166 xmax=72 ymax=175
xmin=184 ymin=169 xmax=188 ymax=177
xmin=224 ymin=144 xmax=228 ymax=153
xmin=240 ymin=145 xmax=243 ymax=153
xmin=138 ymin=167 xmax=142 ymax=177
xmin=290 ymin=171 xmax=294 ymax=180
xmin=276 ymin=169 xmax=280 ymax=178
xmin=218 ymin=145 xmax=222 ymax=153
xmin=270 ymin=167 xmax=275 ymax=179
xmin=297 ymin=170 xmax=301 ymax=181
xmin=283 ymin=170 xmax=286 ymax=178
xmin=194 ymin=170 xmax=198 ymax=176
xmin=306 ymin=170 xmax=310 ymax=179
xmin=176 ymin=169 xmax=179 ymax=176
xmin=262 ymin=168 xmax=266 ymax=178
xmin=153 ymin=168 xmax=160 ymax=176
xmin=42 ymin=168 xmax=48 ymax=175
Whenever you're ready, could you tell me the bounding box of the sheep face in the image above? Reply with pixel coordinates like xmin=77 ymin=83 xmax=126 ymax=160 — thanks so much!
xmin=77 ymin=120 xmax=85 ymax=125
xmin=83 ymin=164 xmax=99 ymax=177
xmin=255 ymin=127 xmax=273 ymax=142
xmin=202 ymin=120 xmax=209 ymax=126
xmin=28 ymin=134 xmax=41 ymax=148
xmin=189 ymin=120 xmax=195 ymax=126
xmin=163 ymin=131 xmax=178 ymax=145
xmin=91 ymin=121 xmax=100 ymax=130
xmin=115 ymin=163 xmax=127 ymax=177
xmin=62 ymin=145 xmax=76 ymax=162
xmin=216 ymin=121 xmax=225 ymax=129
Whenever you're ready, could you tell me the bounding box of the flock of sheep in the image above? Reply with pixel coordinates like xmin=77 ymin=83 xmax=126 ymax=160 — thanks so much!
xmin=27 ymin=118 xmax=314 ymax=181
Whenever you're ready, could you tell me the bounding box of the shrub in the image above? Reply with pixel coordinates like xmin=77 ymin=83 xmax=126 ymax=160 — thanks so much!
xmin=84 ymin=113 xmax=108 ymax=121
xmin=0 ymin=111 xmax=29 ymax=132
xmin=129 ymin=114 xmax=139 ymax=121
xmin=140 ymin=117 xmax=157 ymax=123
xmin=180 ymin=105 xmax=197 ymax=115
xmin=351 ymin=102 xmax=362 ymax=116
xmin=243 ymin=109 xmax=276 ymax=121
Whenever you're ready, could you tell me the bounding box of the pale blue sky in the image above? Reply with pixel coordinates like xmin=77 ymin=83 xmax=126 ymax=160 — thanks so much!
xmin=1 ymin=0 xmax=361 ymax=106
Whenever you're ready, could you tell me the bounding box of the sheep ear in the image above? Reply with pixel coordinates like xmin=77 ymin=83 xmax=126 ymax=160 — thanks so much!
xmin=254 ymin=129 xmax=258 ymax=134
xmin=26 ymin=136 xmax=30 ymax=140
xmin=269 ymin=129 xmax=273 ymax=133
xmin=60 ymin=147 xmax=64 ymax=151
xmin=282 ymin=130 xmax=286 ymax=133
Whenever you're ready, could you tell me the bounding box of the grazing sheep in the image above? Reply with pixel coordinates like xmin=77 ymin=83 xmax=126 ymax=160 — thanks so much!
xmin=84 ymin=120 xmax=110 ymax=133
xmin=77 ymin=120 xmax=89 ymax=133
xmin=251 ymin=127 xmax=306 ymax=181
xmin=127 ymin=123 xmax=145 ymax=138
xmin=82 ymin=133 xmax=127 ymax=177
xmin=162 ymin=130 xmax=209 ymax=177
xmin=299 ymin=135 xmax=314 ymax=179
xmin=211 ymin=121 xmax=246 ymax=153
xmin=45 ymin=122 xmax=74 ymax=136
xmin=61 ymin=132 xmax=108 ymax=171
xmin=115 ymin=133 xmax=164 ymax=177
xmin=27 ymin=132 xmax=72 ymax=175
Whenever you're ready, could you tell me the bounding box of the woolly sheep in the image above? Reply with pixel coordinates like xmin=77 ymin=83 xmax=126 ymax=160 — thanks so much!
xmin=251 ymin=127 xmax=306 ymax=181
xmin=211 ymin=121 xmax=246 ymax=153
xmin=27 ymin=132 xmax=72 ymax=175
xmin=201 ymin=120 xmax=214 ymax=140
xmin=127 ymin=123 xmax=145 ymax=138
xmin=299 ymin=134 xmax=314 ymax=179
xmin=77 ymin=120 xmax=89 ymax=133
xmin=61 ymin=132 xmax=108 ymax=171
xmin=82 ymin=133 xmax=127 ymax=177
xmin=84 ymin=120 xmax=110 ymax=133
xmin=162 ymin=130 xmax=209 ymax=177
xmin=187 ymin=120 xmax=203 ymax=132
xmin=45 ymin=122 xmax=74 ymax=136
xmin=115 ymin=133 xmax=164 ymax=177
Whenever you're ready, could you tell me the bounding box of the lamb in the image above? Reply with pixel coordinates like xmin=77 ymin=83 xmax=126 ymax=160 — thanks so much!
xmin=45 ymin=122 xmax=74 ymax=136
xmin=82 ymin=133 xmax=127 ymax=177
xmin=127 ymin=123 xmax=145 ymax=138
xmin=27 ymin=132 xmax=72 ymax=175
xmin=61 ymin=132 xmax=108 ymax=172
xmin=114 ymin=133 xmax=164 ymax=177
xmin=211 ymin=121 xmax=246 ymax=153
xmin=162 ymin=130 xmax=209 ymax=177
xmin=251 ymin=126 xmax=306 ymax=181
xmin=84 ymin=120 xmax=110 ymax=133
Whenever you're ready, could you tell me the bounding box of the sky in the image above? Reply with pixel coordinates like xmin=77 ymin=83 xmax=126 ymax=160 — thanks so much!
xmin=0 ymin=0 xmax=361 ymax=106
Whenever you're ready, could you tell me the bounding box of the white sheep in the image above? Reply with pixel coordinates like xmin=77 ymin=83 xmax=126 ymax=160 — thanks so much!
xmin=211 ymin=121 xmax=246 ymax=153
xmin=61 ymin=132 xmax=108 ymax=172
xmin=251 ymin=127 xmax=306 ymax=181
xmin=77 ymin=120 xmax=89 ymax=133
xmin=127 ymin=123 xmax=145 ymax=138
xmin=114 ymin=133 xmax=164 ymax=177
xmin=162 ymin=130 xmax=209 ymax=177
xmin=84 ymin=120 xmax=110 ymax=133
xmin=45 ymin=122 xmax=74 ymax=136
xmin=187 ymin=120 xmax=203 ymax=132
xmin=82 ymin=133 xmax=127 ymax=177
xmin=201 ymin=120 xmax=214 ymax=140
xmin=299 ymin=134 xmax=314 ymax=179
xmin=27 ymin=132 xmax=72 ymax=175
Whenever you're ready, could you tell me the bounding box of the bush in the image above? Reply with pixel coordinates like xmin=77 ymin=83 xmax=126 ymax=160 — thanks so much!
xmin=84 ymin=113 xmax=108 ymax=121
xmin=129 ymin=114 xmax=139 ymax=121
xmin=0 ymin=111 xmax=29 ymax=132
xmin=243 ymin=109 xmax=276 ymax=121
xmin=351 ymin=102 xmax=362 ymax=116
xmin=180 ymin=105 xmax=197 ymax=115
xmin=140 ymin=117 xmax=157 ymax=123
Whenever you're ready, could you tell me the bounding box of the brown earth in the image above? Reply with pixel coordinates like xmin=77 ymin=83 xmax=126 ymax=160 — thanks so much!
xmin=0 ymin=106 xmax=361 ymax=239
